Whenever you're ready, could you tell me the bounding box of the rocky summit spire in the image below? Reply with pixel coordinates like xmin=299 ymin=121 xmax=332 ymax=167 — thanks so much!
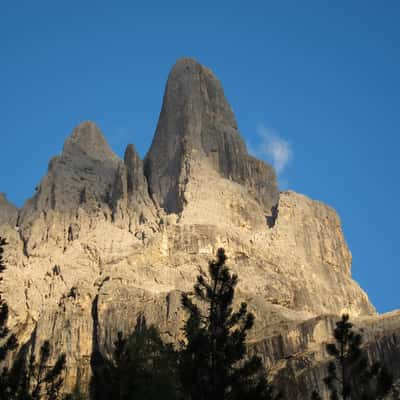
xmin=109 ymin=143 xmax=158 ymax=232
xmin=145 ymin=58 xmax=278 ymax=214
xmin=124 ymin=144 xmax=148 ymax=195
xmin=19 ymin=121 xmax=121 ymax=228
xmin=18 ymin=122 xmax=159 ymax=255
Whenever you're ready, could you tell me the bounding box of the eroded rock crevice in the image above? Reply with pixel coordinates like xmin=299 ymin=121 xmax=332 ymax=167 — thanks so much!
xmin=266 ymin=203 xmax=279 ymax=228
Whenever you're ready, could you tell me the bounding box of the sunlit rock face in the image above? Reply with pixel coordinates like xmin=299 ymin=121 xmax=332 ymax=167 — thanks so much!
xmin=1 ymin=58 xmax=399 ymax=399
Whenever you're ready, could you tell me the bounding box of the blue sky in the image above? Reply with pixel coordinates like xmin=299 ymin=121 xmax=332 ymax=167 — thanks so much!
xmin=1 ymin=1 xmax=399 ymax=312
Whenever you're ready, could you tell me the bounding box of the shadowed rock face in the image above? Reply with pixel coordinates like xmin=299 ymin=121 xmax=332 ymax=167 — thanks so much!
xmin=110 ymin=143 xmax=158 ymax=233
xmin=20 ymin=121 xmax=120 ymax=217
xmin=145 ymin=58 xmax=278 ymax=214
xmin=0 ymin=59 xmax=398 ymax=399
xmin=0 ymin=193 xmax=18 ymax=226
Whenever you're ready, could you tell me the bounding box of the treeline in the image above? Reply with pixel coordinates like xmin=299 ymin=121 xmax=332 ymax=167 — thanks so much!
xmin=0 ymin=237 xmax=395 ymax=399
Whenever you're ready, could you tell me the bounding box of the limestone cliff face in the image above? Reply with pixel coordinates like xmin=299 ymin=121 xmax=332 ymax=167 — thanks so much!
xmin=0 ymin=58 xmax=398 ymax=399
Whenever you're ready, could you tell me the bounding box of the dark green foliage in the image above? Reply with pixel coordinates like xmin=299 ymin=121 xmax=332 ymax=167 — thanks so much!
xmin=359 ymin=362 xmax=393 ymax=400
xmin=313 ymin=314 xmax=393 ymax=400
xmin=91 ymin=314 xmax=179 ymax=400
xmin=179 ymin=248 xmax=280 ymax=400
xmin=310 ymin=391 xmax=322 ymax=400
xmin=6 ymin=340 xmax=67 ymax=400
xmin=0 ymin=237 xmax=6 ymax=276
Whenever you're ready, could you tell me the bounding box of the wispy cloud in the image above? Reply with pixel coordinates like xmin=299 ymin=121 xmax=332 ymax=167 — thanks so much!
xmin=255 ymin=123 xmax=292 ymax=174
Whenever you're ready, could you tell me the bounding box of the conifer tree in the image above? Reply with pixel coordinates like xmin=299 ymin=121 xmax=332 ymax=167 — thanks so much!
xmin=91 ymin=314 xmax=179 ymax=400
xmin=313 ymin=314 xmax=392 ymax=400
xmin=310 ymin=390 xmax=322 ymax=400
xmin=179 ymin=248 xmax=280 ymax=400
xmin=7 ymin=339 xmax=67 ymax=400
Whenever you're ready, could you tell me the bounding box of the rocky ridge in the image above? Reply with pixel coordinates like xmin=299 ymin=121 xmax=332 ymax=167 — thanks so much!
xmin=1 ymin=58 xmax=399 ymax=399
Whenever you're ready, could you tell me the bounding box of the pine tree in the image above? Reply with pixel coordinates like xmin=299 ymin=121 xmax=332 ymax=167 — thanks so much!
xmin=313 ymin=314 xmax=392 ymax=400
xmin=179 ymin=248 xmax=280 ymax=400
xmin=91 ymin=314 xmax=179 ymax=400
xmin=310 ymin=391 xmax=322 ymax=400
xmin=8 ymin=340 xmax=67 ymax=400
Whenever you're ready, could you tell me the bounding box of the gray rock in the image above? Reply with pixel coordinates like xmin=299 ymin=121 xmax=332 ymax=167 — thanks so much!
xmin=0 ymin=193 xmax=18 ymax=227
xmin=124 ymin=144 xmax=148 ymax=195
xmin=18 ymin=121 xmax=126 ymax=254
xmin=20 ymin=121 xmax=120 ymax=216
xmin=145 ymin=58 xmax=278 ymax=214
xmin=110 ymin=144 xmax=158 ymax=232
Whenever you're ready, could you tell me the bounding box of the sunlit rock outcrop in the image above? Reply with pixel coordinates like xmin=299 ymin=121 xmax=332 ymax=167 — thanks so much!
xmin=1 ymin=58 xmax=398 ymax=399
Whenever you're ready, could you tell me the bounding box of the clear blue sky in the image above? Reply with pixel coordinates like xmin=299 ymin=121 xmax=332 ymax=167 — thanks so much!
xmin=1 ymin=1 xmax=399 ymax=313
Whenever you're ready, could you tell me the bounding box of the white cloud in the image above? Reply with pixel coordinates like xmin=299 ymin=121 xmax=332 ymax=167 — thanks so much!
xmin=256 ymin=123 xmax=292 ymax=174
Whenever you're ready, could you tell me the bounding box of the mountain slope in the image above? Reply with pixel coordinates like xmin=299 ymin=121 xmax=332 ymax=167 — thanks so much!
xmin=0 ymin=58 xmax=398 ymax=399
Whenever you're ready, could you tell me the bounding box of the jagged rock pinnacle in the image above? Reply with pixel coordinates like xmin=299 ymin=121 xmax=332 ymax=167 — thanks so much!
xmin=124 ymin=144 xmax=147 ymax=194
xmin=18 ymin=123 xmax=159 ymax=255
xmin=18 ymin=122 xmax=122 ymax=250
xmin=110 ymin=144 xmax=158 ymax=230
xmin=145 ymin=58 xmax=278 ymax=214
xmin=63 ymin=120 xmax=118 ymax=162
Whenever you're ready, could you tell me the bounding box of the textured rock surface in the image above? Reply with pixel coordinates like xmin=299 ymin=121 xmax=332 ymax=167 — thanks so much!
xmin=0 ymin=193 xmax=18 ymax=226
xmin=145 ymin=58 xmax=278 ymax=215
xmin=0 ymin=58 xmax=399 ymax=399
xmin=17 ymin=121 xmax=157 ymax=256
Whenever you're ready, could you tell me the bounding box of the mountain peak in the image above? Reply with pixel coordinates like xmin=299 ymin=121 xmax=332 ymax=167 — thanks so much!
xmin=171 ymin=57 xmax=202 ymax=68
xmin=162 ymin=57 xmax=237 ymax=132
xmin=18 ymin=122 xmax=121 ymax=234
xmin=63 ymin=120 xmax=118 ymax=162
xmin=145 ymin=58 xmax=278 ymax=214
xmin=124 ymin=144 xmax=139 ymax=163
